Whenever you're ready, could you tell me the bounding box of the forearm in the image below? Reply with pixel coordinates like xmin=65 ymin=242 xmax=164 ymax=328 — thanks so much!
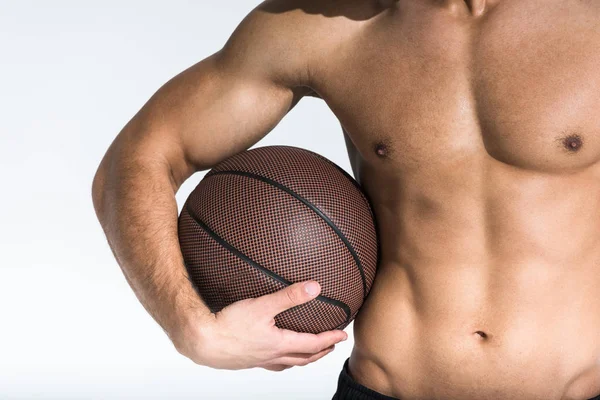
xmin=92 ymin=142 xmax=211 ymax=342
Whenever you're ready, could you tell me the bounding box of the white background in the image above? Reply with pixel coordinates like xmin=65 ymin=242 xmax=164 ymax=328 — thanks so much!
xmin=0 ymin=1 xmax=357 ymax=399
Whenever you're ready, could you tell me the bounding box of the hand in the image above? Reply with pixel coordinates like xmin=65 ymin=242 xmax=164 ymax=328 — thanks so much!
xmin=174 ymin=281 xmax=348 ymax=371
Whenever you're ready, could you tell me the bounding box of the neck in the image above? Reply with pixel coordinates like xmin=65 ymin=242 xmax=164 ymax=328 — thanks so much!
xmin=465 ymin=0 xmax=487 ymax=16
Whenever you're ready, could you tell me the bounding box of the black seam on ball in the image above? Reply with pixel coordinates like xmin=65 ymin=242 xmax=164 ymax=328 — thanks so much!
xmin=206 ymin=170 xmax=368 ymax=300
xmin=310 ymin=150 xmax=376 ymax=223
xmin=184 ymin=205 xmax=352 ymax=324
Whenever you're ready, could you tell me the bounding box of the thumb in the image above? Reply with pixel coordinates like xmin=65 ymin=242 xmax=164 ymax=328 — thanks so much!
xmin=258 ymin=281 xmax=321 ymax=318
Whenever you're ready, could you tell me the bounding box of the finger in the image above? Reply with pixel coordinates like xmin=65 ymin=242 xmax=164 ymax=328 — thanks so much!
xmin=262 ymin=364 xmax=293 ymax=372
xmin=278 ymin=329 xmax=348 ymax=355
xmin=272 ymin=345 xmax=335 ymax=367
xmin=283 ymin=344 xmax=335 ymax=359
xmin=256 ymin=281 xmax=321 ymax=318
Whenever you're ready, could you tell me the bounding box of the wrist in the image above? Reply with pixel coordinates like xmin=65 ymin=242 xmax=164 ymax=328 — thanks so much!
xmin=163 ymin=275 xmax=212 ymax=334
xmin=169 ymin=306 xmax=217 ymax=361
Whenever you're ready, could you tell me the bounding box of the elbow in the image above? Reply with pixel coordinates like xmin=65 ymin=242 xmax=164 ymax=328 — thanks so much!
xmin=91 ymin=158 xmax=109 ymax=224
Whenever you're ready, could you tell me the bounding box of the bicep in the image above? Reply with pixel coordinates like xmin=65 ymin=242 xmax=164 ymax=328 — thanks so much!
xmin=125 ymin=50 xmax=295 ymax=182
xmin=114 ymin=4 xmax=316 ymax=188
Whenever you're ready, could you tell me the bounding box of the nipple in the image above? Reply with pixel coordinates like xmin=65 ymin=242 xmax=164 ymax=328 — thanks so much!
xmin=559 ymin=133 xmax=583 ymax=153
xmin=566 ymin=135 xmax=582 ymax=151
xmin=374 ymin=142 xmax=388 ymax=158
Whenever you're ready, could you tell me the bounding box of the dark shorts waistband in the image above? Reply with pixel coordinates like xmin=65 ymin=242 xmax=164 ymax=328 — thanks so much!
xmin=332 ymin=358 xmax=399 ymax=400
xmin=332 ymin=357 xmax=600 ymax=400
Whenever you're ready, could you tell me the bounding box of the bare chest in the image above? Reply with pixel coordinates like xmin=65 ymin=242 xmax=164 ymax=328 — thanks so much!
xmin=313 ymin=0 xmax=600 ymax=174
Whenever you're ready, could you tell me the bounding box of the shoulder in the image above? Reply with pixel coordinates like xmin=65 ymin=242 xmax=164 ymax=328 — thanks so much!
xmin=216 ymin=0 xmax=380 ymax=88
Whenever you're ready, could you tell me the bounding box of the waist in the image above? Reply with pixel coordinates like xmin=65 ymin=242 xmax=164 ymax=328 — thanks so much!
xmin=349 ymin=260 xmax=600 ymax=400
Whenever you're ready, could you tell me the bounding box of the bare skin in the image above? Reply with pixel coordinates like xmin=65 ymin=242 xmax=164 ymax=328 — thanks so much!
xmin=92 ymin=0 xmax=600 ymax=399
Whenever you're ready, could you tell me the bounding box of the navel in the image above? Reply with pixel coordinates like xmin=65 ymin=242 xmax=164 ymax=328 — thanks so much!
xmin=475 ymin=331 xmax=488 ymax=339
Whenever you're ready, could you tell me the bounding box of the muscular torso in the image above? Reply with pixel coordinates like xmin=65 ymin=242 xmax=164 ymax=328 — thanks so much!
xmin=302 ymin=1 xmax=600 ymax=398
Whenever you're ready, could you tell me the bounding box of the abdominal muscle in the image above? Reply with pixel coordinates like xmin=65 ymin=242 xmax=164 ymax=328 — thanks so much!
xmin=346 ymin=165 xmax=600 ymax=400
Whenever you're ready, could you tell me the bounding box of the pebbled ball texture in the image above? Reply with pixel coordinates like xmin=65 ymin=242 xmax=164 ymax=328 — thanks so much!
xmin=178 ymin=145 xmax=379 ymax=333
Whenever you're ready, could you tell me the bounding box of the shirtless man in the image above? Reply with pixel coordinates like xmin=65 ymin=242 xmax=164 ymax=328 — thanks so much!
xmin=91 ymin=0 xmax=600 ymax=399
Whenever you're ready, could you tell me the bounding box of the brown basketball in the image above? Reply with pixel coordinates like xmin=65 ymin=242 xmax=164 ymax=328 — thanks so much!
xmin=177 ymin=145 xmax=379 ymax=333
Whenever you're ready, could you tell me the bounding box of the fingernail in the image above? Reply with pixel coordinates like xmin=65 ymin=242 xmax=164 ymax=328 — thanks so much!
xmin=304 ymin=282 xmax=320 ymax=296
